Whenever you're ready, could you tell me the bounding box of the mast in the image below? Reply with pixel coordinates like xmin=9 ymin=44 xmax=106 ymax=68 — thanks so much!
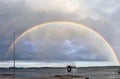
xmin=13 ymin=32 xmax=16 ymax=79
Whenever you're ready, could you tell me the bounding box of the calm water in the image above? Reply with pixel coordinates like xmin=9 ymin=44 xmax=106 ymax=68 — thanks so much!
xmin=0 ymin=67 xmax=120 ymax=79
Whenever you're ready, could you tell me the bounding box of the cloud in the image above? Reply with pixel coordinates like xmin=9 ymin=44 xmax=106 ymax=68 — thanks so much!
xmin=6 ymin=23 xmax=115 ymax=62
xmin=0 ymin=0 xmax=30 ymax=59
xmin=0 ymin=60 xmax=117 ymax=68
xmin=27 ymin=0 xmax=79 ymax=13
xmin=25 ymin=0 xmax=102 ymax=20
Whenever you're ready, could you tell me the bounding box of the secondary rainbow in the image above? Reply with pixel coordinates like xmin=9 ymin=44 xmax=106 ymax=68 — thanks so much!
xmin=4 ymin=21 xmax=120 ymax=65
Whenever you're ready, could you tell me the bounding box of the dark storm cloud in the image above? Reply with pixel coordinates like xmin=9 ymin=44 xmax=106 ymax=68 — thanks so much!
xmin=7 ymin=38 xmax=109 ymax=61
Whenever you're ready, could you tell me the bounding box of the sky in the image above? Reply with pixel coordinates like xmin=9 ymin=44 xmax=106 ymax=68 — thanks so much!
xmin=0 ymin=0 xmax=120 ymax=67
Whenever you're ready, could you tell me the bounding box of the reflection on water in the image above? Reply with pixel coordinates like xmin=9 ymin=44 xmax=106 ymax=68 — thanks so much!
xmin=0 ymin=67 xmax=120 ymax=79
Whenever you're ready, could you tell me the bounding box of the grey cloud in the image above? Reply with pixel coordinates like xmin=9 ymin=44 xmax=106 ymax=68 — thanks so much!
xmin=6 ymin=24 xmax=113 ymax=62
xmin=0 ymin=0 xmax=30 ymax=59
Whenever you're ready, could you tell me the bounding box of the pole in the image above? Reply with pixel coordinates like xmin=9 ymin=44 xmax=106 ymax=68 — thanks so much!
xmin=13 ymin=32 xmax=15 ymax=79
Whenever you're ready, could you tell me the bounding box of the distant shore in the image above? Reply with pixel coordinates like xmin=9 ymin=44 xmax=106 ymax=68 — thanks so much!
xmin=0 ymin=66 xmax=120 ymax=69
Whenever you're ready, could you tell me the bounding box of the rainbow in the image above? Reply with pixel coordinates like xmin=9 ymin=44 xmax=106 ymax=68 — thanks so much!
xmin=5 ymin=21 xmax=120 ymax=65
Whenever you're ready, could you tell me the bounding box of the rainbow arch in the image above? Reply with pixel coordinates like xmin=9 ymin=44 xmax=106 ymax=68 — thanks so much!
xmin=5 ymin=21 xmax=120 ymax=65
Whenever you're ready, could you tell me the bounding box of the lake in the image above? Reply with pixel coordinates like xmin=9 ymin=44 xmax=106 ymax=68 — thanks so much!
xmin=0 ymin=67 xmax=120 ymax=79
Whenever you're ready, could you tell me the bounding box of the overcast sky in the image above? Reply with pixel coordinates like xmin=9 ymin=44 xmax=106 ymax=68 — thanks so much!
xmin=0 ymin=0 xmax=120 ymax=67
